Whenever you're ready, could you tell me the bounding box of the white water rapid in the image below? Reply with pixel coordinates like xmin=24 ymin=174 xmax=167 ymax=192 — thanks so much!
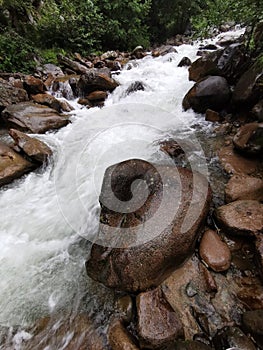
xmin=0 ymin=29 xmax=245 ymax=349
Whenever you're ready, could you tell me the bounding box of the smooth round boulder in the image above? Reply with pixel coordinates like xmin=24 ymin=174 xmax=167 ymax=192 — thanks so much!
xmin=182 ymin=76 xmax=231 ymax=113
xmin=199 ymin=229 xmax=231 ymax=272
xmin=215 ymin=200 xmax=263 ymax=237
xmin=86 ymin=159 xmax=211 ymax=292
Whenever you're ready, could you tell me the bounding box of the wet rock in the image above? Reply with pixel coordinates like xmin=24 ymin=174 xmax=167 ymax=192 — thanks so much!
xmin=182 ymin=76 xmax=231 ymax=113
xmin=189 ymin=44 xmax=246 ymax=83
xmin=57 ymin=54 xmax=90 ymax=75
xmin=199 ymin=229 xmax=231 ymax=272
xmin=178 ymin=57 xmax=192 ymax=67
xmin=0 ymin=78 xmax=28 ymax=110
xmin=23 ymin=75 xmax=45 ymax=95
xmin=213 ymin=326 xmax=256 ymax=350
xmin=136 ymin=287 xmax=184 ymax=348
xmin=199 ymin=264 xmax=218 ymax=293
xmin=108 ymin=319 xmax=139 ymax=350
xmin=2 ymin=102 xmax=70 ymax=134
xmin=242 ymin=310 xmax=263 ymax=349
xmin=131 ymin=46 xmax=146 ymax=59
xmin=116 ymin=295 xmax=133 ymax=323
xmin=237 ymin=282 xmax=263 ymax=310
xmin=215 ymin=200 xmax=263 ymax=237
xmin=42 ymin=63 xmax=64 ymax=78
xmin=0 ymin=142 xmax=35 ymax=187
xmin=199 ymin=44 xmax=218 ymax=51
xmin=225 ymin=174 xmax=263 ymax=203
xmin=105 ymin=60 xmax=122 ymax=71
xmin=252 ymin=99 xmax=263 ymax=121
xmin=218 ymin=144 xmax=262 ymax=175
xmin=9 ymin=129 xmax=52 ymax=163
xmin=205 ymin=109 xmax=222 ymax=122
xmin=233 ymin=122 xmax=263 ymax=155
xmin=159 ymin=139 xmax=185 ymax=158
xmin=172 ymin=341 xmax=213 ymax=350
xmin=125 ymin=81 xmax=145 ymax=95
xmin=255 ymin=235 xmax=263 ymax=280
xmin=86 ymin=159 xmax=211 ymax=292
xmin=25 ymin=314 xmax=105 ymax=350
xmin=86 ymin=90 xmax=108 ymax=101
xmin=94 ymin=60 xmax=105 ymax=69
xmin=152 ymin=45 xmax=177 ymax=57
xmin=31 ymin=93 xmax=65 ymax=112
xmin=232 ymin=59 xmax=263 ymax=109
xmin=77 ymin=70 xmax=119 ymax=96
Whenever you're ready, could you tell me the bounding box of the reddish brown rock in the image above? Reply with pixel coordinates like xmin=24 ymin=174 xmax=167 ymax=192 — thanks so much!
xmin=31 ymin=93 xmax=73 ymax=113
xmin=233 ymin=122 xmax=263 ymax=155
xmin=9 ymin=129 xmax=52 ymax=163
xmin=199 ymin=264 xmax=218 ymax=293
xmin=116 ymin=295 xmax=133 ymax=323
xmin=237 ymin=283 xmax=263 ymax=310
xmin=225 ymin=174 xmax=263 ymax=203
xmin=136 ymin=287 xmax=184 ymax=348
xmin=23 ymin=75 xmax=45 ymax=95
xmin=199 ymin=230 xmax=231 ymax=272
xmin=159 ymin=139 xmax=185 ymax=158
xmin=205 ymin=109 xmax=222 ymax=122
xmin=77 ymin=70 xmax=119 ymax=96
xmin=86 ymin=159 xmax=211 ymax=293
xmin=0 ymin=142 xmax=35 ymax=187
xmin=108 ymin=319 xmax=139 ymax=350
xmin=215 ymin=200 xmax=263 ymax=237
xmin=87 ymin=90 xmax=108 ymax=101
xmin=218 ymin=145 xmax=262 ymax=175
xmin=2 ymin=102 xmax=70 ymax=134
xmin=182 ymin=76 xmax=231 ymax=113
xmin=152 ymin=45 xmax=177 ymax=57
xmin=213 ymin=326 xmax=256 ymax=350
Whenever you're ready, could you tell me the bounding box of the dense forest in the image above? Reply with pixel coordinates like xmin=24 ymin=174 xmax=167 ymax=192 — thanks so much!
xmin=0 ymin=0 xmax=262 ymax=72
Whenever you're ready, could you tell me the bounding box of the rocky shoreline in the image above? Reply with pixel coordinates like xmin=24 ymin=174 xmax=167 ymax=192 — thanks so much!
xmin=0 ymin=27 xmax=263 ymax=349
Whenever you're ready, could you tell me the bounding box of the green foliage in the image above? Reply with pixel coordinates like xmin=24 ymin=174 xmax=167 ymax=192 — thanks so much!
xmin=0 ymin=30 xmax=37 ymax=72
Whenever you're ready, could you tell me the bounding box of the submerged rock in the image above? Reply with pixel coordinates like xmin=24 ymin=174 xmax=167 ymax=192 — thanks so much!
xmin=125 ymin=81 xmax=145 ymax=95
xmin=225 ymin=174 xmax=263 ymax=203
xmin=182 ymin=76 xmax=231 ymax=113
xmin=108 ymin=319 xmax=139 ymax=350
xmin=2 ymin=102 xmax=70 ymax=134
xmin=199 ymin=229 xmax=231 ymax=272
xmin=0 ymin=141 xmax=35 ymax=187
xmin=136 ymin=287 xmax=184 ymax=348
xmin=213 ymin=326 xmax=256 ymax=350
xmin=86 ymin=159 xmax=211 ymax=292
xmin=9 ymin=129 xmax=52 ymax=163
xmin=215 ymin=200 xmax=263 ymax=237
xmin=178 ymin=57 xmax=192 ymax=67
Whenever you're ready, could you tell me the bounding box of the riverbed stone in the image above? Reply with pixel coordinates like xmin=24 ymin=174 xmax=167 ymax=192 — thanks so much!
xmin=136 ymin=287 xmax=184 ymax=349
xmin=182 ymin=76 xmax=231 ymax=113
xmin=252 ymin=99 xmax=263 ymax=121
xmin=212 ymin=326 xmax=256 ymax=350
xmin=242 ymin=310 xmax=263 ymax=349
xmin=108 ymin=319 xmax=139 ymax=350
xmin=215 ymin=200 xmax=263 ymax=237
xmin=233 ymin=122 xmax=263 ymax=155
xmin=116 ymin=295 xmax=133 ymax=323
xmin=199 ymin=229 xmax=231 ymax=272
xmin=173 ymin=341 xmax=213 ymax=350
xmin=225 ymin=174 xmax=263 ymax=203
xmin=0 ymin=78 xmax=28 ymax=111
xmin=77 ymin=70 xmax=119 ymax=96
xmin=31 ymin=93 xmax=73 ymax=113
xmin=86 ymin=159 xmax=211 ymax=293
xmin=255 ymin=235 xmax=263 ymax=280
xmin=9 ymin=129 xmax=52 ymax=163
xmin=0 ymin=141 xmax=35 ymax=187
xmin=178 ymin=57 xmax=192 ymax=67
xmin=2 ymin=102 xmax=70 ymax=133
xmin=86 ymin=90 xmax=108 ymax=101
xmin=23 ymin=75 xmax=45 ymax=95
xmin=152 ymin=45 xmax=177 ymax=57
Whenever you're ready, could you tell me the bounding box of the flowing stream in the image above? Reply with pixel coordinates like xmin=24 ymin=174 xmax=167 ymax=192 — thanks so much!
xmin=0 ymin=29 xmax=244 ymax=348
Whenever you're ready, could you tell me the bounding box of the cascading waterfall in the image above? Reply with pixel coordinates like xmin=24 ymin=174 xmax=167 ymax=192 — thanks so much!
xmin=0 ymin=29 xmax=245 ymax=349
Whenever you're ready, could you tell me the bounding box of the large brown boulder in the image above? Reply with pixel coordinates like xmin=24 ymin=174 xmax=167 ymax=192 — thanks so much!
xmin=9 ymin=129 xmax=52 ymax=163
xmin=233 ymin=122 xmax=263 ymax=155
xmin=0 ymin=78 xmax=28 ymax=111
xmin=23 ymin=75 xmax=45 ymax=95
xmin=182 ymin=76 xmax=231 ymax=113
xmin=136 ymin=287 xmax=184 ymax=348
xmin=225 ymin=174 xmax=263 ymax=203
xmin=31 ymin=93 xmax=74 ymax=113
xmin=77 ymin=70 xmax=119 ymax=96
xmin=189 ymin=44 xmax=246 ymax=83
xmin=232 ymin=59 xmax=263 ymax=109
xmin=215 ymin=200 xmax=263 ymax=237
xmin=2 ymin=102 xmax=70 ymax=133
xmin=86 ymin=159 xmax=211 ymax=293
xmin=0 ymin=142 xmax=35 ymax=187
